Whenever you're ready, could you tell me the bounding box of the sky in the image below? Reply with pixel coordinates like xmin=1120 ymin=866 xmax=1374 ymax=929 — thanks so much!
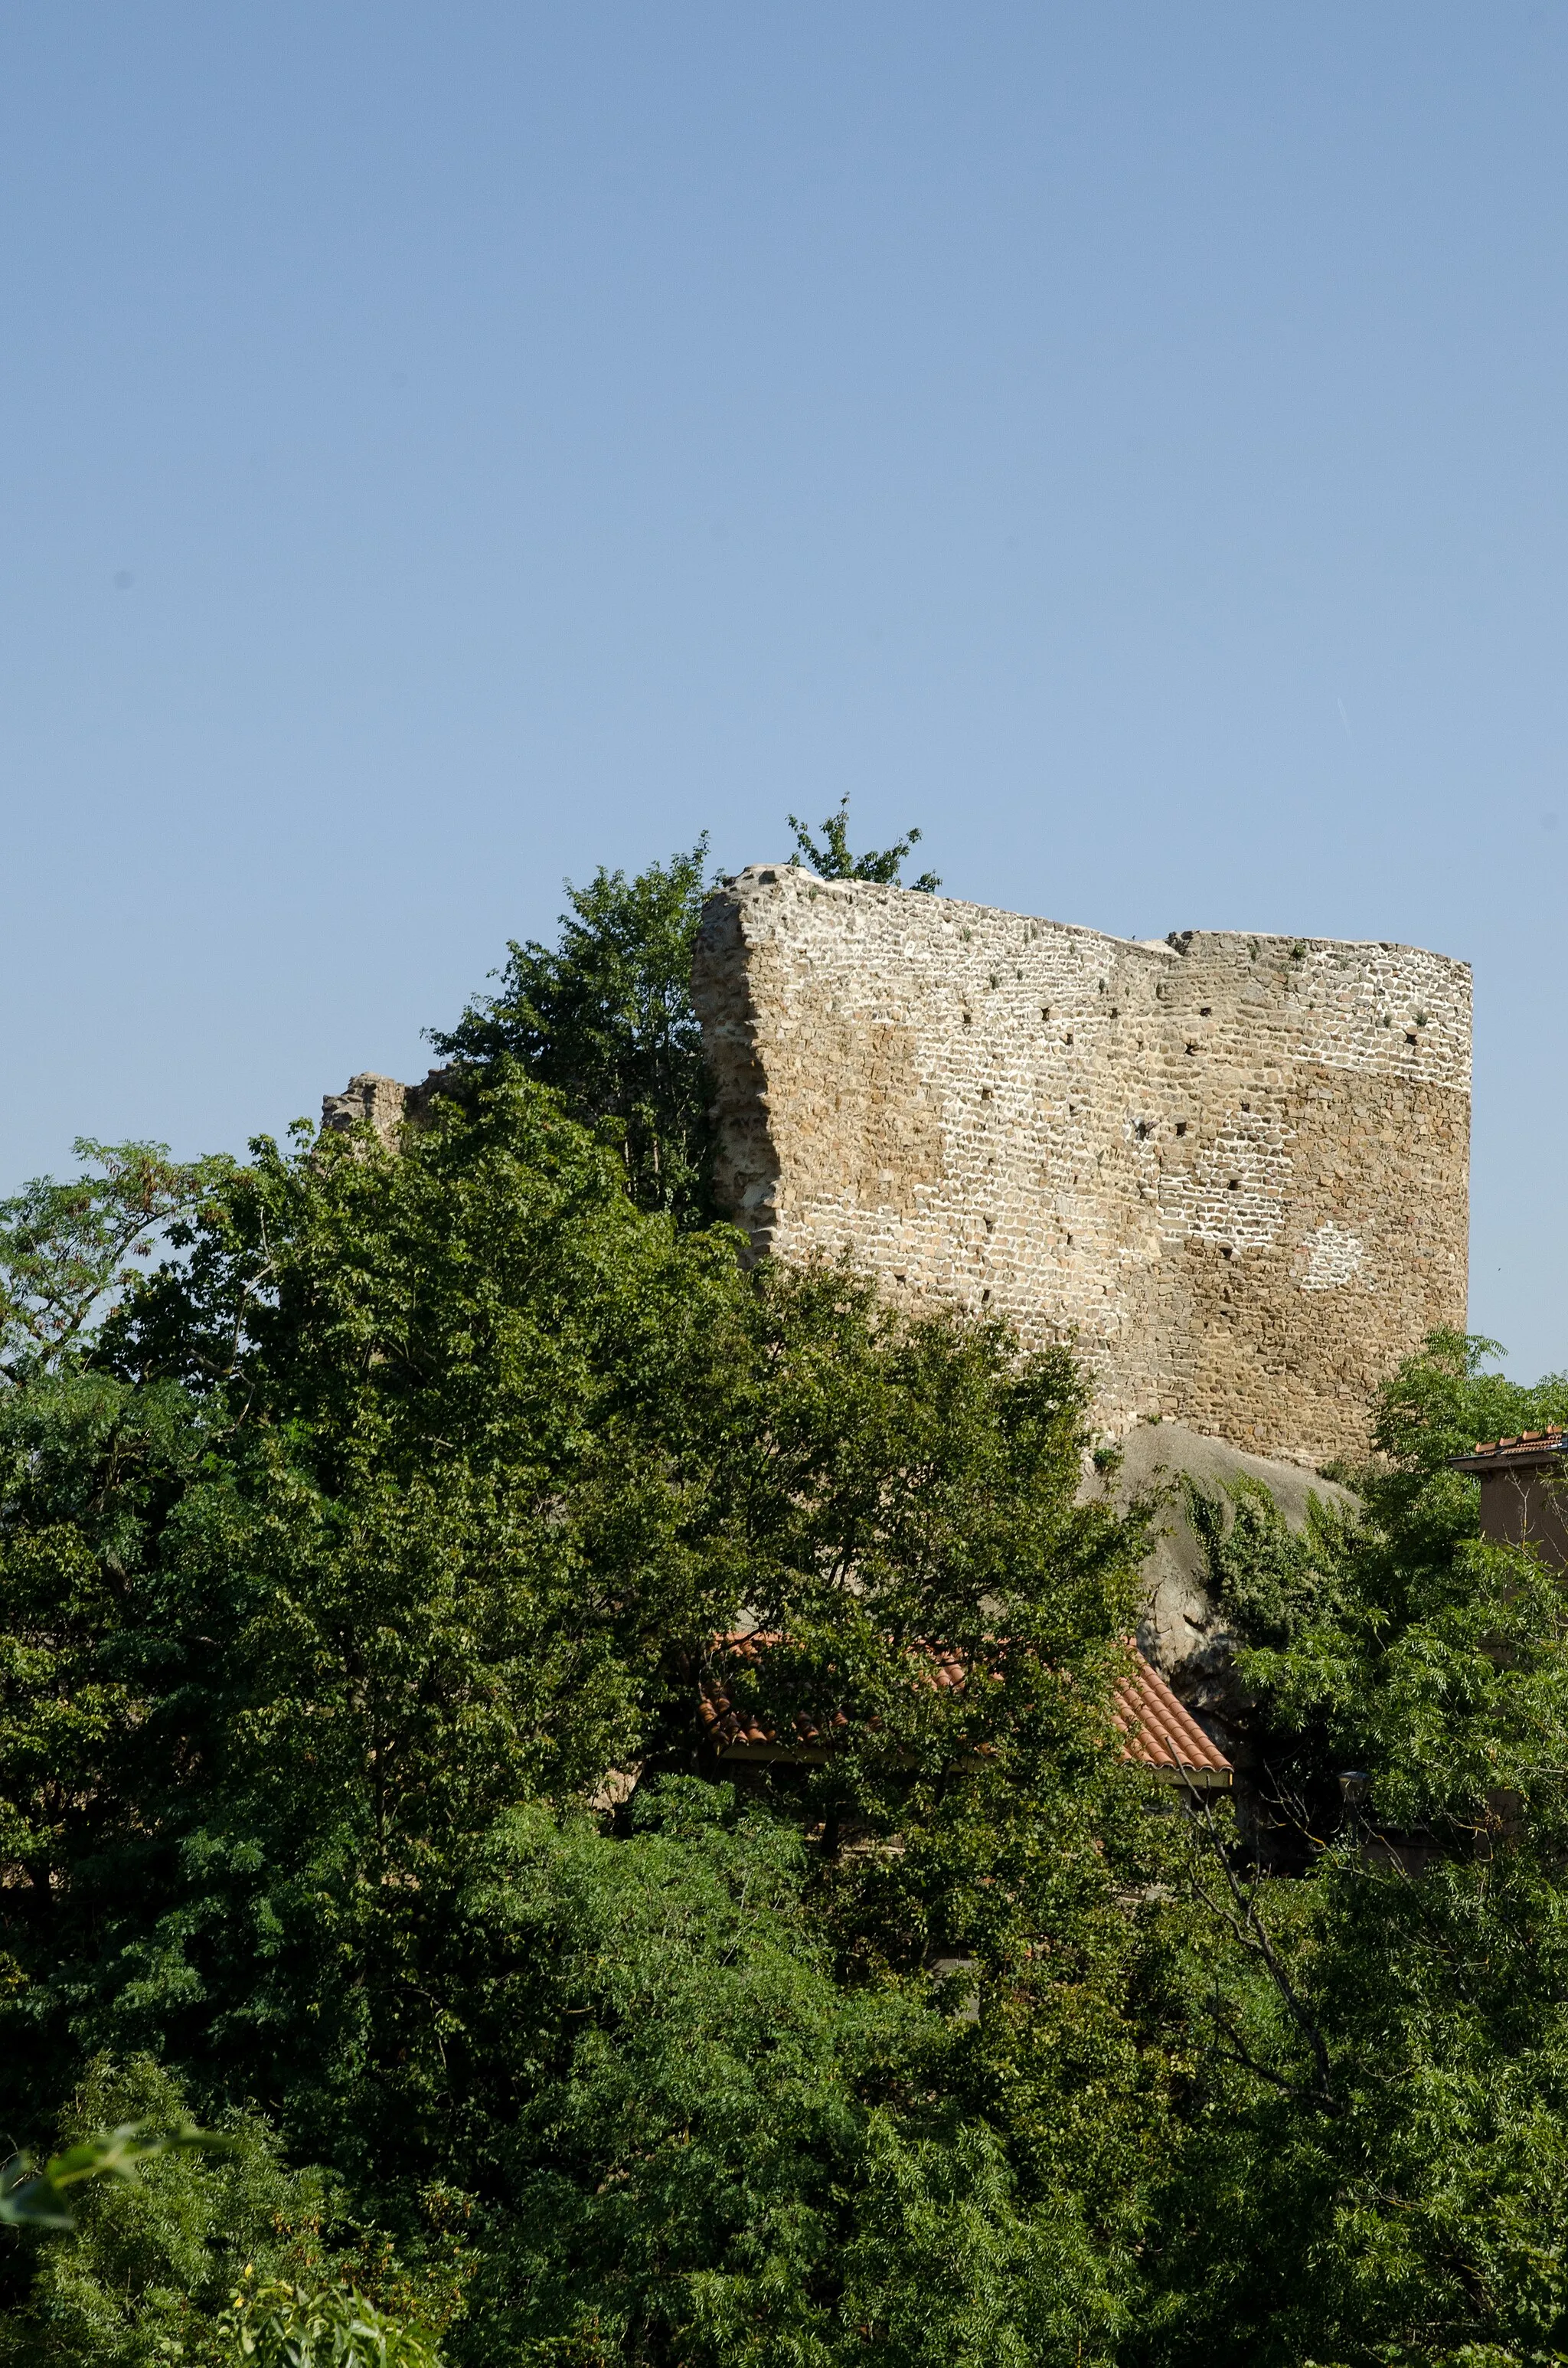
xmin=2 ymin=4 xmax=1565 ymax=1373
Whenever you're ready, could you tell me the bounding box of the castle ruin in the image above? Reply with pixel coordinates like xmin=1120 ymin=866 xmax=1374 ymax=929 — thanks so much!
xmin=691 ymin=866 xmax=1471 ymax=1467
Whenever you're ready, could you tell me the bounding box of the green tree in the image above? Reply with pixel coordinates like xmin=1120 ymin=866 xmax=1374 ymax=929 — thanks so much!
xmin=0 ymin=2058 xmax=348 ymax=2368
xmin=0 ymin=1079 xmax=1172 ymax=2366
xmin=0 ymin=2058 xmax=467 ymax=2367
xmin=444 ymin=1783 xmax=1136 ymax=2366
xmin=220 ymin=2278 xmax=443 ymax=2368
xmin=1 ymin=1075 xmax=754 ymax=2153
xmin=0 ymin=1140 xmax=227 ymax=1384
xmin=1140 ymin=1333 xmax=1568 ymax=2366
xmin=430 ymin=843 xmax=717 ymax=1225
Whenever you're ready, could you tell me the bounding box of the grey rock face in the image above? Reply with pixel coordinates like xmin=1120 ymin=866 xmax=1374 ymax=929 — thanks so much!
xmin=320 ymin=1068 xmax=459 ymax=1148
xmin=320 ymin=1073 xmax=411 ymax=1147
xmin=1106 ymin=1421 xmax=1355 ymax=1673
xmin=1086 ymin=1420 xmax=1357 ymax=1792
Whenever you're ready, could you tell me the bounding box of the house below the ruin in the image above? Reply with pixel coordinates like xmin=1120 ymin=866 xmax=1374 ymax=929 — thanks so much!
xmin=1452 ymin=1429 xmax=1568 ymax=1568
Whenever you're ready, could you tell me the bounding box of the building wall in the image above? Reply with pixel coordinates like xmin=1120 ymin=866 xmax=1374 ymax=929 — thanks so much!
xmin=691 ymin=865 xmax=1471 ymax=1466
xmin=1476 ymin=1466 xmax=1568 ymax=1568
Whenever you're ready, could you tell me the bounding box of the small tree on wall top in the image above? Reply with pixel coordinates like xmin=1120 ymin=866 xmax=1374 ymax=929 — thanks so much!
xmin=786 ymin=795 xmax=941 ymax=891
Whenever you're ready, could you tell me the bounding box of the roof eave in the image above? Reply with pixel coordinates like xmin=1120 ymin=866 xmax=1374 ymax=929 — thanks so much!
xmin=1452 ymin=1449 xmax=1568 ymax=1475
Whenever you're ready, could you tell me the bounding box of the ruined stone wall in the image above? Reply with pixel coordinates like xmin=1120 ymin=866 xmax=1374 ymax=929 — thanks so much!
xmin=321 ymin=1067 xmax=459 ymax=1146
xmin=691 ymin=865 xmax=1471 ymax=1467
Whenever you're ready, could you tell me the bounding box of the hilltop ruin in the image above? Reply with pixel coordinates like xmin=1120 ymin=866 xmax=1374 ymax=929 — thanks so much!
xmin=691 ymin=866 xmax=1470 ymax=1467
xmin=325 ymin=866 xmax=1470 ymax=1471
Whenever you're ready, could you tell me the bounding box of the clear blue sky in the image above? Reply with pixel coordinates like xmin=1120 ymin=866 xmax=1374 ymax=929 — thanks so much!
xmin=3 ymin=5 xmax=1564 ymax=1373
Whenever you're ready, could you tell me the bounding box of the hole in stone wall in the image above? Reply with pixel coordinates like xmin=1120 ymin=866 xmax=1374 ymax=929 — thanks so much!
xmin=1175 ymin=1122 xmax=1187 ymax=1137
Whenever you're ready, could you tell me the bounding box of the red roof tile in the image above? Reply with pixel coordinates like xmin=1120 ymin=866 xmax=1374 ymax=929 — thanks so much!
xmin=697 ymin=1632 xmax=1231 ymax=1788
xmin=1112 ymin=1653 xmax=1232 ymax=1780
xmin=1453 ymin=1428 xmax=1568 ymax=1472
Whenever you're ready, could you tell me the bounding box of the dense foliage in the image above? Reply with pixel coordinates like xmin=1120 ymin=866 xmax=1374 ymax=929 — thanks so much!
xmin=0 ymin=1068 xmax=1171 ymax=2364
xmin=430 ymin=844 xmax=718 ymax=1227
xmin=5 ymin=845 xmax=1568 ymax=2364
xmin=1142 ymin=1332 xmax=1568 ymax=2366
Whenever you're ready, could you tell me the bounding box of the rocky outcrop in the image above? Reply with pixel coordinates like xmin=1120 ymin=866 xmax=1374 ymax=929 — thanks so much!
xmin=1087 ymin=1419 xmax=1357 ymax=1797
xmin=1109 ymin=1422 xmax=1354 ymax=1670
xmin=320 ymin=1073 xmax=413 ymax=1148
xmin=319 ymin=1067 xmax=460 ymax=1147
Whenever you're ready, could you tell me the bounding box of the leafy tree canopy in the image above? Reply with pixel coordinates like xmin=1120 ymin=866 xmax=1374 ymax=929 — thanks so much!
xmin=429 ymin=844 xmax=717 ymax=1226
xmin=0 ymin=1067 xmax=1168 ymax=2367
xmin=1142 ymin=1331 xmax=1568 ymax=2366
xmin=11 ymin=818 xmax=1568 ymax=2366
xmin=0 ymin=1142 xmax=229 ymax=1385
xmin=0 ymin=2056 xmax=456 ymax=2368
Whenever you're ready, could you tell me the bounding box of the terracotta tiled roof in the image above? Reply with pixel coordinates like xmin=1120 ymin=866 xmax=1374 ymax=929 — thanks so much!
xmin=697 ymin=1629 xmax=846 ymax=1759
xmin=697 ymin=1631 xmax=1231 ymax=1788
xmin=1452 ymin=1428 xmax=1568 ymax=1473
xmin=1112 ymin=1654 xmax=1232 ymax=1783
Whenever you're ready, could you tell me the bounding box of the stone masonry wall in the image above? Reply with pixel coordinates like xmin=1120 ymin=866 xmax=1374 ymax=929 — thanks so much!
xmin=691 ymin=865 xmax=1471 ymax=1467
